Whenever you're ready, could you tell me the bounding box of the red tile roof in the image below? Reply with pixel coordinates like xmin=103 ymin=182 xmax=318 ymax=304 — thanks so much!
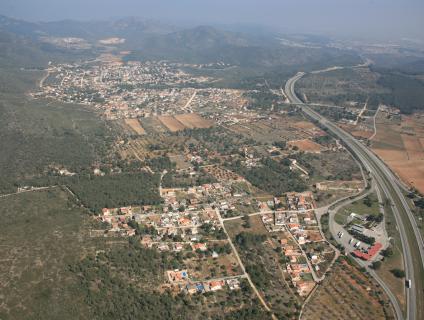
xmin=352 ymin=242 xmax=382 ymax=260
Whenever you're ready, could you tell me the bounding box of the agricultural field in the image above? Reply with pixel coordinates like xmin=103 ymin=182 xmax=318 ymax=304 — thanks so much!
xmin=158 ymin=115 xmax=187 ymax=132
xmin=372 ymin=111 xmax=424 ymax=193
xmin=158 ymin=113 xmax=214 ymax=132
xmin=228 ymin=115 xmax=325 ymax=144
xmin=301 ymin=257 xmax=395 ymax=320
xmin=124 ymin=118 xmax=146 ymax=135
xmin=140 ymin=117 xmax=168 ymax=134
xmin=174 ymin=113 xmax=214 ymax=129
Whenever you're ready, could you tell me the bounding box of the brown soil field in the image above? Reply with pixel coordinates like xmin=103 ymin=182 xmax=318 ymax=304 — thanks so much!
xmin=124 ymin=118 xmax=145 ymax=135
xmin=372 ymin=149 xmax=408 ymax=162
xmin=288 ymin=139 xmax=322 ymax=153
xmin=293 ymin=121 xmax=316 ymax=130
xmin=372 ymin=112 xmax=424 ymax=193
xmin=174 ymin=113 xmax=214 ymax=129
xmin=158 ymin=116 xmax=186 ymax=132
xmin=158 ymin=113 xmax=213 ymax=132
xmin=401 ymin=134 xmax=424 ymax=160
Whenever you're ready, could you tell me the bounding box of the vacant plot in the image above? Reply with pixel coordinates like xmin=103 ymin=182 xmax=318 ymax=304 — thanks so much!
xmin=124 ymin=118 xmax=145 ymax=135
xmin=174 ymin=113 xmax=213 ymax=129
xmin=158 ymin=115 xmax=186 ymax=132
xmin=185 ymin=253 xmax=241 ymax=280
xmin=351 ymin=129 xmax=373 ymax=139
xmin=302 ymin=258 xmax=394 ymax=320
xmin=289 ymin=139 xmax=322 ymax=153
xmin=168 ymin=154 xmax=191 ymax=170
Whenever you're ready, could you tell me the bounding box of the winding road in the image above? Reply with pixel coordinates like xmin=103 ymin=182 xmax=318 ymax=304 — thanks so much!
xmin=285 ymin=71 xmax=424 ymax=320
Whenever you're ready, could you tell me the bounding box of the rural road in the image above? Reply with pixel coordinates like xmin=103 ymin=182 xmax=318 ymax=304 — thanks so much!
xmin=215 ymin=208 xmax=277 ymax=319
xmin=285 ymin=70 xmax=424 ymax=320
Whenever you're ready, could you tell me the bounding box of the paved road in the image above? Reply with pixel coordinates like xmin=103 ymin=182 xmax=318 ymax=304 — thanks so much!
xmin=285 ymin=72 xmax=424 ymax=320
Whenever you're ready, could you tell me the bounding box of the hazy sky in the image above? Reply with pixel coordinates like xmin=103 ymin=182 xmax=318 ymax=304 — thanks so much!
xmin=1 ymin=0 xmax=423 ymax=41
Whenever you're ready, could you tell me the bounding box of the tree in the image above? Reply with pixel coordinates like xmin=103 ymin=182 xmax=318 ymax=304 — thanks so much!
xmin=390 ymin=268 xmax=405 ymax=278
xmin=371 ymin=261 xmax=382 ymax=270
xmin=242 ymin=214 xmax=251 ymax=228
xmin=363 ymin=196 xmax=372 ymax=207
xmin=381 ymin=246 xmax=394 ymax=257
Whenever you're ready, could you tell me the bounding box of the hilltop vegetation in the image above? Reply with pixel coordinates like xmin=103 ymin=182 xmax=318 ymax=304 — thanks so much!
xmin=125 ymin=26 xmax=361 ymax=84
xmin=372 ymin=70 xmax=424 ymax=114
xmin=0 ymin=189 xmax=92 ymax=320
xmin=0 ymin=90 xmax=114 ymax=193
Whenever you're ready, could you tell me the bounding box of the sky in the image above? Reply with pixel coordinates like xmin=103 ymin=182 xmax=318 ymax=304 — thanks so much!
xmin=1 ymin=0 xmax=423 ymax=41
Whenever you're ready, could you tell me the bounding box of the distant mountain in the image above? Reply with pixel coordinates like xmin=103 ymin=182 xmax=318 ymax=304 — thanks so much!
xmin=162 ymin=26 xmax=251 ymax=49
xmin=0 ymin=30 xmax=51 ymax=68
xmin=0 ymin=15 xmax=362 ymax=73
xmin=0 ymin=15 xmax=175 ymax=41
xmin=124 ymin=25 xmax=360 ymax=69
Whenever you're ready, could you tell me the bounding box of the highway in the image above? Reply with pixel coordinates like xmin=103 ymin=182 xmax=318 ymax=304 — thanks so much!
xmin=285 ymin=72 xmax=424 ymax=320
